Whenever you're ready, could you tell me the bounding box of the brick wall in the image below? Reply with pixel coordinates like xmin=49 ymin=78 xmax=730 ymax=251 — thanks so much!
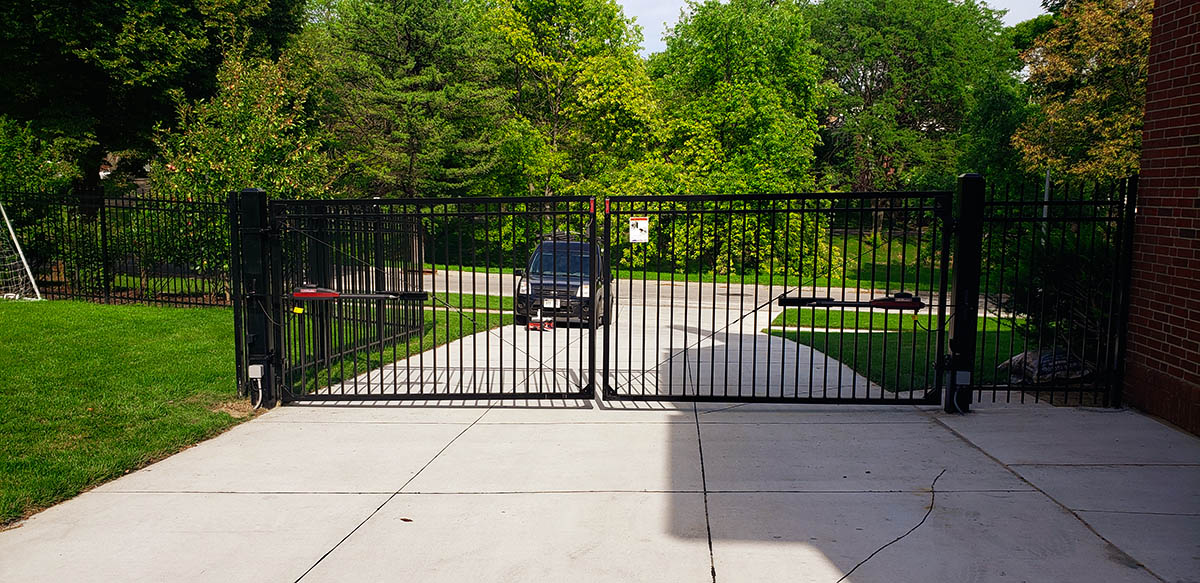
xmin=1124 ymin=0 xmax=1200 ymax=434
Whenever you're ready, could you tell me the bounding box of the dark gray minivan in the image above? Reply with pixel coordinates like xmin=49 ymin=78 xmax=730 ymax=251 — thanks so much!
xmin=513 ymin=233 xmax=610 ymax=326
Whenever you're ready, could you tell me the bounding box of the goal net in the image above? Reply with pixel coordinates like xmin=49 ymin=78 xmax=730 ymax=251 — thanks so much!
xmin=0 ymin=201 xmax=41 ymax=300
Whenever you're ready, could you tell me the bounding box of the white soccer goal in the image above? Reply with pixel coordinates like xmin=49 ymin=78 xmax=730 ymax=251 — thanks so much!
xmin=0 ymin=201 xmax=41 ymax=300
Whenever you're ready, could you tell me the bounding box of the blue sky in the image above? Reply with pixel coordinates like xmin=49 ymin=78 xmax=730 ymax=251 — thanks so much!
xmin=618 ymin=0 xmax=1048 ymax=56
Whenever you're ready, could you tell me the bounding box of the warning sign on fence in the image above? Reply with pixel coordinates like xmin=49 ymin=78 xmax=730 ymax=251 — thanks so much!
xmin=629 ymin=216 xmax=649 ymax=243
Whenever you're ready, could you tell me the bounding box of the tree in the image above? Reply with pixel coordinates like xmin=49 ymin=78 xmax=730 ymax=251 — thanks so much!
xmin=0 ymin=0 xmax=304 ymax=185
xmin=321 ymin=0 xmax=509 ymax=197
xmin=808 ymin=0 xmax=1008 ymax=191
xmin=650 ymin=0 xmax=824 ymax=195
xmin=606 ymin=0 xmax=835 ymax=277
xmin=151 ymin=52 xmax=336 ymax=202
xmin=0 ymin=118 xmax=79 ymax=192
xmin=489 ymin=0 xmax=650 ymax=196
xmin=1012 ymin=0 xmax=1152 ymax=182
xmin=148 ymin=51 xmax=338 ymax=293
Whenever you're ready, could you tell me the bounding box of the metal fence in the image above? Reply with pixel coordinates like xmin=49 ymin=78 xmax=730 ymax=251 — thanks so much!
xmin=966 ymin=177 xmax=1138 ymax=406
xmin=233 ymin=191 xmax=599 ymax=401
xmin=0 ymin=190 xmax=232 ymax=307
xmin=602 ymin=191 xmax=952 ymax=404
xmin=4 ymin=175 xmax=1140 ymax=410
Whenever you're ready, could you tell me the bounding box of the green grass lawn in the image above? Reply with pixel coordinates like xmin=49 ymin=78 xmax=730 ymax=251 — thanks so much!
xmin=111 ymin=273 xmax=220 ymax=295
xmin=0 ymin=301 xmax=245 ymax=525
xmin=426 ymin=291 xmax=513 ymax=311
xmin=769 ymin=308 xmax=1022 ymax=331
xmin=823 ymin=234 xmax=944 ymax=292
xmin=772 ymin=325 xmax=1025 ymax=393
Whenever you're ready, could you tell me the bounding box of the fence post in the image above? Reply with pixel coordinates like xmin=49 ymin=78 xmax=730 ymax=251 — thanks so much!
xmin=946 ymin=173 xmax=984 ymax=413
xmin=236 ymin=188 xmax=280 ymax=406
xmin=229 ymin=193 xmax=246 ymax=396
xmin=586 ymin=197 xmax=597 ymax=399
xmin=373 ymin=200 xmax=386 ymax=348
xmin=98 ymin=195 xmax=111 ymax=303
xmin=1110 ymin=175 xmax=1139 ymax=408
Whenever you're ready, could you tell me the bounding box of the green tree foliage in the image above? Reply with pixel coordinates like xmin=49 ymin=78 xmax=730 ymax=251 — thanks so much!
xmin=648 ymin=0 xmax=824 ymax=195
xmin=0 ymin=118 xmax=79 ymax=192
xmin=808 ymin=0 xmax=1008 ymax=190
xmin=151 ymin=53 xmax=335 ymax=201
xmin=607 ymin=0 xmax=835 ymax=277
xmin=321 ymin=0 xmax=509 ymax=197
xmin=489 ymin=0 xmax=653 ymax=196
xmin=148 ymin=52 xmax=336 ymax=288
xmin=1012 ymin=0 xmax=1152 ymax=181
xmin=0 ymin=0 xmax=304 ymax=185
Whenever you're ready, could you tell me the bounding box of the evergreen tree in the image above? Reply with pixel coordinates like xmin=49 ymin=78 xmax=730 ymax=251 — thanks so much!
xmin=323 ymin=0 xmax=509 ymax=197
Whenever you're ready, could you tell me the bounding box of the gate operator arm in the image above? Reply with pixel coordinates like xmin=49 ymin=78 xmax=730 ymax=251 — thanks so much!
xmin=777 ymin=292 xmax=927 ymax=311
xmin=292 ymin=284 xmax=428 ymax=302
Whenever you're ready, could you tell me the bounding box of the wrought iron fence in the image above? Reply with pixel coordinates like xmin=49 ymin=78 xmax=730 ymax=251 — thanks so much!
xmin=969 ymin=177 xmax=1138 ymax=406
xmin=603 ymin=191 xmax=952 ymax=403
xmin=0 ymin=189 xmax=232 ymax=307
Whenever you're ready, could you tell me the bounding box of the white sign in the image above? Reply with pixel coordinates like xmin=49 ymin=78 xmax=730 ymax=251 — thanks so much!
xmin=629 ymin=216 xmax=649 ymax=243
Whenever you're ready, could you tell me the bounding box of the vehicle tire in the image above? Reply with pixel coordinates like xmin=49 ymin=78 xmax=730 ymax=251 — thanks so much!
xmin=514 ymin=313 xmax=528 ymax=325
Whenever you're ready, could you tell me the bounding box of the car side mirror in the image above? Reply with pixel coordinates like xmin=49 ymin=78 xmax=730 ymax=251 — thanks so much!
xmin=514 ymin=268 xmax=525 ymax=277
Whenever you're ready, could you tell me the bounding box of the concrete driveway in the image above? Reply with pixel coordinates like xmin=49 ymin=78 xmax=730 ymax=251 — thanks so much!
xmin=2 ymin=401 xmax=1197 ymax=582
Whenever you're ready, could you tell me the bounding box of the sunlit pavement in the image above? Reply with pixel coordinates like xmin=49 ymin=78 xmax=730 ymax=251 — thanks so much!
xmin=2 ymin=400 xmax=1197 ymax=582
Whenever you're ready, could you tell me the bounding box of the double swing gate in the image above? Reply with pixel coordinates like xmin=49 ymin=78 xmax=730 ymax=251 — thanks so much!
xmin=232 ymin=175 xmax=1136 ymax=410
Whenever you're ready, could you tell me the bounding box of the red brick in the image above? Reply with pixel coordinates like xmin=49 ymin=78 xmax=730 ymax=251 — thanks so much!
xmin=1128 ymin=0 xmax=1200 ymax=435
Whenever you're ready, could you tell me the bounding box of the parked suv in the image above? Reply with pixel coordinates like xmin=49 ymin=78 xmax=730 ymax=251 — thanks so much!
xmin=514 ymin=233 xmax=610 ymax=326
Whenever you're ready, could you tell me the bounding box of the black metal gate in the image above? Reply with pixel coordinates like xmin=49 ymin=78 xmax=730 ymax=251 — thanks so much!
xmin=233 ymin=192 xmax=598 ymax=402
xmin=232 ymin=175 xmax=1135 ymax=409
xmin=601 ymin=191 xmax=952 ymax=404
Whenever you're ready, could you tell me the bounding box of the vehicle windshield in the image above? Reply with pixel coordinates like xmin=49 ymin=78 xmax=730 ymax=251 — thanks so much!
xmin=529 ymin=245 xmax=590 ymax=276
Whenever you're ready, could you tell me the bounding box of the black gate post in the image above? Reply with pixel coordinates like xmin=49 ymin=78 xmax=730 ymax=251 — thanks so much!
xmin=98 ymin=196 xmax=111 ymax=303
xmin=373 ymin=201 xmax=386 ymax=351
xmin=236 ymin=188 xmax=281 ymax=406
xmin=946 ymin=174 xmax=985 ymax=413
xmin=1110 ymin=175 xmax=1139 ymax=408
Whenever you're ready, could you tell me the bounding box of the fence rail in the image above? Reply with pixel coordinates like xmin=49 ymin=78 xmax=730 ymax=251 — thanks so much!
xmin=0 ymin=190 xmax=232 ymax=307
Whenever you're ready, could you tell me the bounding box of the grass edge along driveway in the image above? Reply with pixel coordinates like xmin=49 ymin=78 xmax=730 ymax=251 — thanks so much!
xmin=0 ymin=301 xmax=248 ymax=526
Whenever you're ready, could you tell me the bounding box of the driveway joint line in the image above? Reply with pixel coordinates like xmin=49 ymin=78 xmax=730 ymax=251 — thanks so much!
xmin=292 ymin=405 xmax=493 ymax=583
xmin=692 ymin=402 xmax=718 ymax=583
xmin=923 ymin=411 xmax=1170 ymax=583
xmin=1074 ymin=509 xmax=1200 ymax=517
xmin=1007 ymin=462 xmax=1200 ymax=467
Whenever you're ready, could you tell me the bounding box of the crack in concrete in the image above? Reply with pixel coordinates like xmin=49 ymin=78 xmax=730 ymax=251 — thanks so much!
xmin=692 ymin=402 xmax=718 ymax=583
xmin=835 ymin=469 xmax=946 ymax=583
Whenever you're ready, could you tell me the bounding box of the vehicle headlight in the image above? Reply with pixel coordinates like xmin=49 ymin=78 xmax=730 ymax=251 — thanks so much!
xmin=575 ymin=284 xmax=590 ymax=298
xmin=517 ymin=279 xmax=528 ymax=294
